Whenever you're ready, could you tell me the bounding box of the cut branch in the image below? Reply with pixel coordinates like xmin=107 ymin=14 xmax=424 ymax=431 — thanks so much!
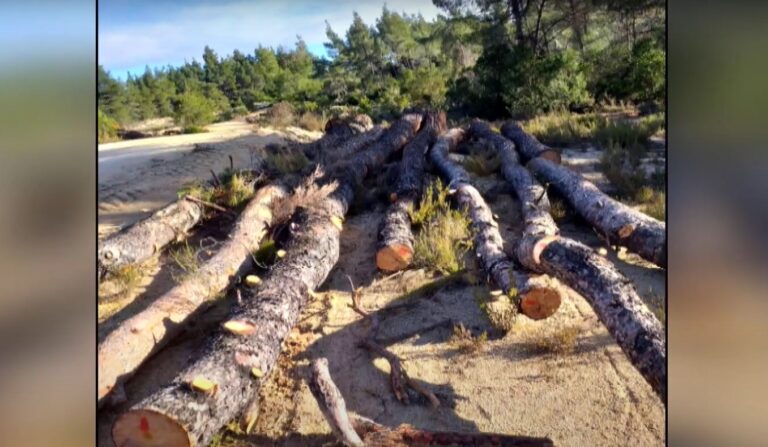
xmin=430 ymin=127 xmax=563 ymax=321
xmin=377 ymin=111 xmax=446 ymax=272
xmin=500 ymin=121 xmax=561 ymax=164
xmin=527 ymin=156 xmax=666 ymax=268
xmin=98 ymin=183 xmax=288 ymax=405
xmin=309 ymin=358 xmax=555 ymax=447
xmin=111 ymin=114 xmax=422 ymax=447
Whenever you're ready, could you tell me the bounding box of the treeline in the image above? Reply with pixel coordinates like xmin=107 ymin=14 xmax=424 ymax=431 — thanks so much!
xmin=98 ymin=0 xmax=664 ymax=139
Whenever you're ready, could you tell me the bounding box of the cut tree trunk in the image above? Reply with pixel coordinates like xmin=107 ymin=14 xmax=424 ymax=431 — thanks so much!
xmin=500 ymin=121 xmax=561 ymax=164
xmin=377 ymin=111 xmax=446 ymax=272
xmin=304 ymin=114 xmax=374 ymax=161
xmin=469 ymin=120 xmax=565 ymax=319
xmin=429 ymin=128 xmax=562 ymax=321
xmin=98 ymin=183 xmax=288 ymax=405
xmin=487 ymin=128 xmax=666 ymax=400
xmin=319 ymin=125 xmax=385 ymax=166
xmin=527 ymin=157 xmax=666 ymax=268
xmin=98 ymin=199 xmax=203 ymax=277
xmin=111 ymin=114 xmax=422 ymax=447
xmin=309 ymin=357 xmax=555 ymax=447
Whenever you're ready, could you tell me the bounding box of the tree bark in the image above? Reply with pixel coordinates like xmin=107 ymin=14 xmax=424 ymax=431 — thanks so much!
xmin=309 ymin=358 xmax=555 ymax=447
xmin=377 ymin=111 xmax=446 ymax=272
xmin=98 ymin=199 xmax=203 ymax=277
xmin=111 ymin=114 xmax=422 ymax=447
xmin=98 ymin=183 xmax=288 ymax=405
xmin=533 ymin=236 xmax=666 ymax=402
xmin=469 ymin=120 xmax=565 ymax=319
xmin=500 ymin=121 xmax=561 ymax=164
xmin=319 ymin=125 xmax=385 ymax=166
xmin=527 ymin=157 xmax=666 ymax=268
xmin=304 ymin=114 xmax=374 ymax=161
xmin=484 ymin=127 xmax=666 ymax=400
xmin=429 ymin=128 xmax=562 ymax=320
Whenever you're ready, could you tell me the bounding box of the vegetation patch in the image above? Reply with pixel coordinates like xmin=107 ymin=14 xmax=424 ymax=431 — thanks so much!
xmin=262 ymin=101 xmax=295 ymax=128
xmin=450 ymin=323 xmax=488 ymax=355
xmin=178 ymin=170 xmax=257 ymax=209
xmin=410 ymin=180 xmax=472 ymax=275
xmin=297 ymin=111 xmax=326 ymax=132
xmin=169 ymin=241 xmax=202 ymax=282
xmin=263 ymin=145 xmax=309 ymax=174
xmin=462 ymin=152 xmax=500 ymax=177
xmin=635 ymin=186 xmax=665 ymax=220
xmin=526 ymin=325 xmax=582 ymax=355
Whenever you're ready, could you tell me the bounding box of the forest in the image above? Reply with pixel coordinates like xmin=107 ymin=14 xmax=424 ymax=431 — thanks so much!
xmin=98 ymin=0 xmax=664 ymax=140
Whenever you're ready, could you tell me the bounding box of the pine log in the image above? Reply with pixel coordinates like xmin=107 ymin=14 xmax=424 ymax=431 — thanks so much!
xmin=527 ymin=157 xmax=666 ymax=268
xmin=500 ymin=121 xmax=561 ymax=164
xmin=319 ymin=125 xmax=385 ymax=166
xmin=98 ymin=199 xmax=203 ymax=277
xmin=486 ymin=128 xmax=666 ymax=400
xmin=111 ymin=114 xmax=422 ymax=447
xmin=468 ymin=120 xmax=565 ymax=319
xmin=429 ymin=128 xmax=562 ymax=320
xmin=309 ymin=358 xmax=555 ymax=447
xmin=304 ymin=114 xmax=374 ymax=161
xmin=98 ymin=183 xmax=288 ymax=405
xmin=377 ymin=111 xmax=446 ymax=272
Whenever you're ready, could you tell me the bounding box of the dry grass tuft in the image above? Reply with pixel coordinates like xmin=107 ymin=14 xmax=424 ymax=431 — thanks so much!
xmin=528 ymin=325 xmax=582 ymax=355
xmin=261 ymin=101 xmax=295 ymax=128
xmin=635 ymin=186 xmax=665 ymax=220
xmin=169 ymin=241 xmax=202 ymax=282
xmin=264 ymin=145 xmax=310 ymax=175
xmin=462 ymin=152 xmax=500 ymax=176
xmin=450 ymin=323 xmax=488 ymax=355
xmin=297 ymin=111 xmax=326 ymax=132
xmin=98 ymin=264 xmax=145 ymax=303
xmin=178 ymin=170 xmax=257 ymax=209
xmin=475 ymin=287 xmax=519 ymax=332
xmin=411 ymin=181 xmax=472 ymax=275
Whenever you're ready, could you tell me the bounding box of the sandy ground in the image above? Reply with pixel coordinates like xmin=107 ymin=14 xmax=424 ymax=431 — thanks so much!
xmin=98 ymin=119 xmax=320 ymax=238
xmin=97 ymin=132 xmax=666 ymax=446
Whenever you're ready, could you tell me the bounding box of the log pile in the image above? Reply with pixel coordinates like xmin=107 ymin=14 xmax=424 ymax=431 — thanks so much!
xmin=429 ymin=128 xmax=563 ymax=320
xmin=110 ymin=114 xmax=422 ymax=447
xmin=100 ymin=110 xmax=667 ymax=446
xmin=376 ymin=111 xmax=446 ymax=272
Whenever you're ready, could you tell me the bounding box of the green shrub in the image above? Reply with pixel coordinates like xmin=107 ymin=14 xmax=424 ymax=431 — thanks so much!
xmin=408 ymin=179 xmax=452 ymax=226
xmin=98 ymin=109 xmax=120 ymax=143
xmin=587 ymin=38 xmax=665 ymax=104
xmin=169 ymin=242 xmax=201 ymax=282
xmin=174 ymin=92 xmax=216 ymax=129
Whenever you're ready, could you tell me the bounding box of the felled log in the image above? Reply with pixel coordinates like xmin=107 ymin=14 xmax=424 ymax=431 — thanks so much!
xmin=319 ymin=125 xmax=385 ymax=166
xmin=98 ymin=199 xmax=203 ymax=277
xmin=310 ymin=358 xmax=555 ymax=447
xmin=500 ymin=121 xmax=561 ymax=164
xmin=377 ymin=111 xmax=446 ymax=272
xmin=304 ymin=113 xmax=374 ymax=161
xmin=429 ymin=128 xmax=562 ymax=321
xmin=98 ymin=183 xmax=288 ymax=405
xmin=527 ymin=157 xmax=666 ymax=268
xmin=488 ymin=130 xmax=666 ymax=400
xmin=111 ymin=114 xmax=422 ymax=447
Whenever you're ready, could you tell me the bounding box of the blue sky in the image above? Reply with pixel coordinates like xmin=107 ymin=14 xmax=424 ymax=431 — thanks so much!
xmin=99 ymin=0 xmax=442 ymax=80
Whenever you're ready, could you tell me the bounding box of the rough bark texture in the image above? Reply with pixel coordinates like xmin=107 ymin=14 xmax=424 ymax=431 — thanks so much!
xmin=98 ymin=199 xmax=203 ymax=277
xmin=98 ymin=184 xmax=288 ymax=405
xmin=308 ymin=358 xmax=554 ymax=447
xmin=535 ymin=236 xmax=666 ymax=401
xmin=319 ymin=125 xmax=385 ymax=166
xmin=528 ymin=157 xmax=666 ymax=268
xmin=377 ymin=111 xmax=446 ymax=272
xmin=430 ymin=128 xmax=562 ymax=320
xmin=484 ymin=126 xmax=666 ymax=399
xmin=500 ymin=121 xmax=562 ymax=164
xmin=304 ymin=114 xmax=374 ymax=161
xmin=112 ymin=114 xmax=422 ymax=447
xmin=309 ymin=358 xmax=365 ymax=447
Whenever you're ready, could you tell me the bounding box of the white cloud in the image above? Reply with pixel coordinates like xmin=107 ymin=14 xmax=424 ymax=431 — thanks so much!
xmin=99 ymin=0 xmax=442 ymax=71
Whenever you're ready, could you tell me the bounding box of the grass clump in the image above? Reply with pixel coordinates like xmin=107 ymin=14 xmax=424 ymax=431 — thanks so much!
xmin=524 ymin=110 xmax=597 ymax=146
xmin=593 ymin=113 xmax=663 ymax=149
xmin=530 ymin=325 xmax=582 ymax=355
xmin=450 ymin=323 xmax=488 ymax=355
xmin=264 ymin=145 xmax=309 ymax=174
xmin=462 ymin=152 xmax=500 ymax=176
xmin=410 ymin=180 xmax=472 ymax=275
xmin=599 ymin=142 xmax=648 ymax=199
xmin=549 ymin=197 xmax=570 ymax=223
xmin=182 ymin=125 xmax=208 ymax=134
xmin=177 ymin=171 xmax=256 ymax=209
xmin=99 ymin=264 xmax=144 ymax=303
xmin=169 ymin=242 xmax=201 ymax=282
xmin=297 ymin=111 xmax=326 ymax=132
xmin=635 ymin=186 xmax=666 ymax=220
xmin=262 ymin=101 xmax=295 ymax=128
xmin=221 ymin=172 xmax=254 ymax=207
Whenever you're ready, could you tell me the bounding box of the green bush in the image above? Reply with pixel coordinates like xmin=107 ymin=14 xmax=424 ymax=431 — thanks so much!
xmin=587 ymin=38 xmax=665 ymax=104
xmin=173 ymin=92 xmax=215 ymax=129
xmin=98 ymin=109 xmax=120 ymax=143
